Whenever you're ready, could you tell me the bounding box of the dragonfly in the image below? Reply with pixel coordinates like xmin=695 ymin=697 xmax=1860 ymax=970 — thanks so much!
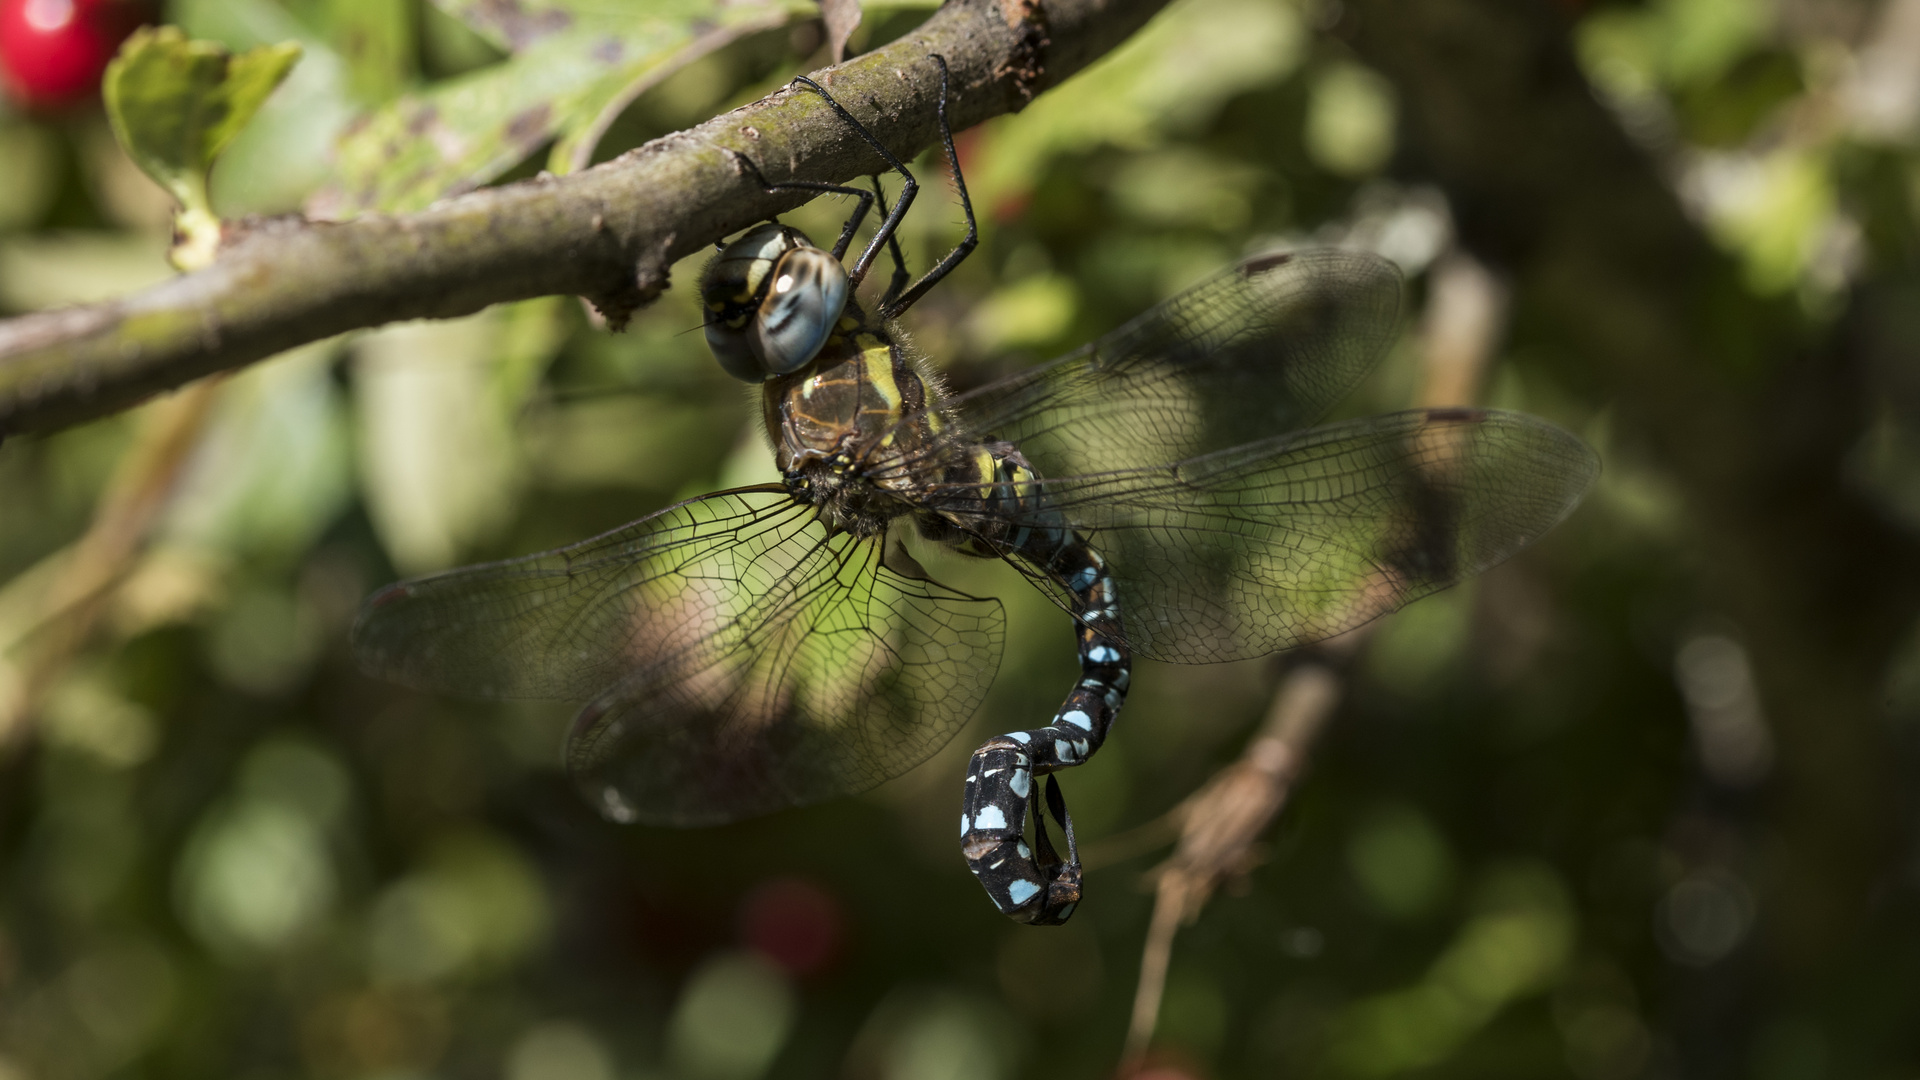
xmin=353 ymin=56 xmax=1599 ymax=925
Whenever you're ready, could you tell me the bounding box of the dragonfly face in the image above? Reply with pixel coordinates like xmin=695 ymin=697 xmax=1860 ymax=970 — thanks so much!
xmin=701 ymin=222 xmax=850 ymax=381
xmin=352 ymin=57 xmax=1601 ymax=927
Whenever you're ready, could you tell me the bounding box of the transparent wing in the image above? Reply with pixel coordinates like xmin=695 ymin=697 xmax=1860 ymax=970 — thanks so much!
xmin=936 ymin=409 xmax=1598 ymax=664
xmin=353 ymin=487 xmax=805 ymax=700
xmin=352 ymin=488 xmax=1005 ymax=826
xmin=567 ymin=523 xmax=1005 ymax=826
xmin=947 ymin=249 xmax=1404 ymax=479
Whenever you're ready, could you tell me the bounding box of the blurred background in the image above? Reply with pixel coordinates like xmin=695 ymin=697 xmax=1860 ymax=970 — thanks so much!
xmin=2 ymin=0 xmax=1918 ymax=1076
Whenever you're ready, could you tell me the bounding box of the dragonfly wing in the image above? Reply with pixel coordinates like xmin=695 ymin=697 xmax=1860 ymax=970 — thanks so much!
xmin=352 ymin=487 xmax=809 ymax=700
xmin=949 ymin=249 xmax=1403 ymax=479
xmin=568 ymin=523 xmax=1005 ymax=826
xmin=989 ymin=409 xmax=1598 ymax=663
xmin=353 ymin=489 xmax=1005 ymax=826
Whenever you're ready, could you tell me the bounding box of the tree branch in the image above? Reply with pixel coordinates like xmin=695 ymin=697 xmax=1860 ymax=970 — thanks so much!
xmin=0 ymin=0 xmax=1168 ymax=438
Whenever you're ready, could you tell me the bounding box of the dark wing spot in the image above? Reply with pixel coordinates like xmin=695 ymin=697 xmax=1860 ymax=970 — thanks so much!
xmin=1240 ymin=252 xmax=1295 ymax=277
xmin=569 ymin=698 xmax=611 ymax=744
xmin=368 ymin=583 xmax=416 ymax=608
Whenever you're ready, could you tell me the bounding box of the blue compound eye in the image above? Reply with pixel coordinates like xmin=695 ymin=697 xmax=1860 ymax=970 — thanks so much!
xmin=750 ymin=247 xmax=849 ymax=376
xmin=701 ymin=224 xmax=818 ymax=383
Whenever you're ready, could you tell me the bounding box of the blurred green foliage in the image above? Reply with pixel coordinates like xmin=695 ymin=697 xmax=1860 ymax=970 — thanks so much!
xmin=2 ymin=0 xmax=1918 ymax=1078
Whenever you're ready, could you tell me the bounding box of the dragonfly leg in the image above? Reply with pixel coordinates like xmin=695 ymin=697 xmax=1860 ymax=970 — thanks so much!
xmin=869 ymin=176 xmax=913 ymax=310
xmin=788 ymin=75 xmax=917 ymax=286
xmin=962 ymin=535 xmax=1130 ymax=924
xmin=878 ymin=53 xmax=978 ymax=320
xmin=725 ymin=149 xmax=875 ymax=262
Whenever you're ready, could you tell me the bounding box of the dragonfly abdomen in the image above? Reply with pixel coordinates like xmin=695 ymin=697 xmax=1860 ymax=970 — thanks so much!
xmin=959 ymin=449 xmax=1131 ymax=925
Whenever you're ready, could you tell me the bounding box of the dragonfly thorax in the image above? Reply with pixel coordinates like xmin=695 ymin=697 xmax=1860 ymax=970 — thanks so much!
xmin=782 ymin=447 xmax=915 ymax=539
xmin=701 ymin=223 xmax=850 ymax=382
xmin=760 ymin=300 xmax=956 ymax=543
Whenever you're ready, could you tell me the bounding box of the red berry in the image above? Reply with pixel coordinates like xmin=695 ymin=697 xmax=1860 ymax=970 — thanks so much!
xmin=0 ymin=0 xmax=147 ymax=110
xmin=737 ymin=877 xmax=845 ymax=978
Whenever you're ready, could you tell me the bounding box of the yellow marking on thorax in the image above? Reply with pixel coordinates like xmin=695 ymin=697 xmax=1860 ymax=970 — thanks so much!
xmin=972 ymin=449 xmax=998 ymax=499
xmin=852 ymin=334 xmax=909 ymax=449
xmin=859 ymin=336 xmax=900 ymax=414
xmin=1005 ymin=460 xmax=1038 ymax=502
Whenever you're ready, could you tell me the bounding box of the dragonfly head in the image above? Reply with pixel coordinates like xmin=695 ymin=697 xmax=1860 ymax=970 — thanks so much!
xmin=701 ymin=223 xmax=850 ymax=382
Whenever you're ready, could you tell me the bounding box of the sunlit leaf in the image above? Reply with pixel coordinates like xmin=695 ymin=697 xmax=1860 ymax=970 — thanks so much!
xmin=321 ymin=0 xmax=814 ymax=215
xmin=969 ymin=0 xmax=1304 ymax=213
xmin=323 ymin=0 xmax=415 ymax=102
xmin=1695 ymin=146 xmax=1838 ymax=295
xmin=429 ymin=0 xmax=576 ymax=54
xmin=353 ymin=306 xmax=564 ymax=573
xmin=102 ymin=27 xmax=302 ymax=267
xmin=162 ymin=341 xmax=353 ymax=561
xmin=171 ymin=0 xmax=360 ymax=214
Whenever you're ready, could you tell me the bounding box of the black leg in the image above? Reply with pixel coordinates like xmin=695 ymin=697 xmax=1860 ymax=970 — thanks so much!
xmin=879 ymin=54 xmax=977 ymax=320
xmin=727 ymin=149 xmax=875 ymax=261
xmin=784 ymin=54 xmax=978 ymax=309
xmin=788 ymin=74 xmax=919 ymax=286
xmin=869 ymin=176 xmax=913 ymax=310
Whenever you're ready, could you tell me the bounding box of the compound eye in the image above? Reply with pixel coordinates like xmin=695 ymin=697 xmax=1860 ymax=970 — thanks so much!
xmin=700 ymin=224 xmax=817 ymax=382
xmin=750 ymin=246 xmax=849 ymax=375
xmin=704 ymin=321 xmax=767 ymax=382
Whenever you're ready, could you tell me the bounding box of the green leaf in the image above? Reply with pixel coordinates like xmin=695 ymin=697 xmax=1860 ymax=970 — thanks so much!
xmin=321 ymin=0 xmax=813 ymax=215
xmin=428 ymin=0 xmax=580 ymax=54
xmin=354 ymin=311 xmax=532 ymax=574
xmin=970 ymin=0 xmax=1304 ymax=212
xmin=170 ymin=0 xmax=360 ymax=215
xmin=324 ymin=0 xmax=415 ymax=103
xmin=162 ymin=341 xmax=353 ymax=562
xmin=103 ymin=27 xmax=302 ymax=268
